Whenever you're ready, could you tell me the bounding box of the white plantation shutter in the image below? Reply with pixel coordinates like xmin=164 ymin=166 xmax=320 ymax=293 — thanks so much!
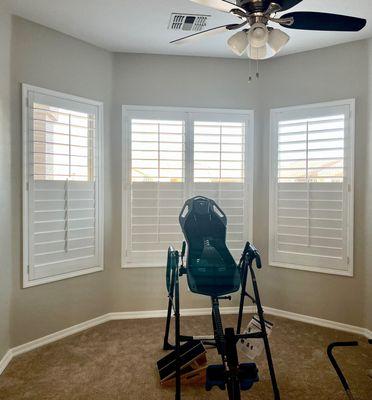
xmin=191 ymin=117 xmax=251 ymax=260
xmin=269 ymin=101 xmax=354 ymax=275
xmin=122 ymin=108 xmax=253 ymax=267
xmin=23 ymin=85 xmax=103 ymax=286
xmin=123 ymin=113 xmax=186 ymax=266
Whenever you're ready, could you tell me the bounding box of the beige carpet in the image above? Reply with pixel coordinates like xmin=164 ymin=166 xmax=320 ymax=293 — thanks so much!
xmin=0 ymin=314 xmax=371 ymax=400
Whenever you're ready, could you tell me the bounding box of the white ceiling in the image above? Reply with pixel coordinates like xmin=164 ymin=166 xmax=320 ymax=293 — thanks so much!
xmin=4 ymin=0 xmax=372 ymax=58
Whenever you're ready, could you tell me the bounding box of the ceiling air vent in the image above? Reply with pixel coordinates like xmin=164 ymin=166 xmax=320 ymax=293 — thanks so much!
xmin=168 ymin=13 xmax=210 ymax=32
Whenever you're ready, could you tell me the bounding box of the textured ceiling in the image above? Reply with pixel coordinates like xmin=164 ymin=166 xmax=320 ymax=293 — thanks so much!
xmin=4 ymin=0 xmax=372 ymax=58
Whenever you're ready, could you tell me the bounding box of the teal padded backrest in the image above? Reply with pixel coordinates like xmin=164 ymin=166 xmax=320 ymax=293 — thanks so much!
xmin=179 ymin=196 xmax=241 ymax=297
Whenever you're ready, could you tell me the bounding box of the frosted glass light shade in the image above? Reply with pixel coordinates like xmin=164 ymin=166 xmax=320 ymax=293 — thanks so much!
xmin=248 ymin=23 xmax=269 ymax=48
xmin=228 ymin=31 xmax=249 ymax=56
xmin=268 ymin=29 xmax=290 ymax=53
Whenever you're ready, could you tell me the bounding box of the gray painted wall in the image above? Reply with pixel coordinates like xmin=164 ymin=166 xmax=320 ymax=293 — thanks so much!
xmin=9 ymin=17 xmax=114 ymax=347
xmin=110 ymin=53 xmax=260 ymax=311
xmin=257 ymin=41 xmax=369 ymax=327
xmin=110 ymin=43 xmax=371 ymax=328
xmin=0 ymin=7 xmax=12 ymax=360
xmin=366 ymin=40 xmax=372 ymax=331
xmin=1 ymin=16 xmax=371 ymax=354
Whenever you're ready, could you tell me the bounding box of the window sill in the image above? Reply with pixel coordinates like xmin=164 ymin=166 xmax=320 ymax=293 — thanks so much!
xmin=122 ymin=261 xmax=166 ymax=269
xmin=269 ymin=261 xmax=353 ymax=277
xmin=23 ymin=266 xmax=104 ymax=288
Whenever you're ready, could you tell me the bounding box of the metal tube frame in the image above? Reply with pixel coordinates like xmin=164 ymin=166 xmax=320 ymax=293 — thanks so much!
xmin=237 ymin=251 xmax=280 ymax=399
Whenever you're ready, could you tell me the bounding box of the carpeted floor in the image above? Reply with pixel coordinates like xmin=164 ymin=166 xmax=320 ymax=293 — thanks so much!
xmin=0 ymin=314 xmax=371 ymax=400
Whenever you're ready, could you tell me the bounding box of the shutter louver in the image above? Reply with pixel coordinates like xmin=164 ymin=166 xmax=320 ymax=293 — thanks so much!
xmin=127 ymin=119 xmax=185 ymax=265
xmin=270 ymin=102 xmax=354 ymax=275
xmin=24 ymin=87 xmax=103 ymax=284
xmin=193 ymin=121 xmax=247 ymax=260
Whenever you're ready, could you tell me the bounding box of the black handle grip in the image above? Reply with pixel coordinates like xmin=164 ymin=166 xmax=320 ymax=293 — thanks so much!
xmin=255 ymin=254 xmax=262 ymax=269
xmin=242 ymin=241 xmax=251 ymax=255
xmin=248 ymin=243 xmax=262 ymax=269
xmin=181 ymin=241 xmax=186 ymax=258
xmin=242 ymin=242 xmax=262 ymax=269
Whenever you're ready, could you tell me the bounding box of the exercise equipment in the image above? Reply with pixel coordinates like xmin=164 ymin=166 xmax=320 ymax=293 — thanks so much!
xmin=327 ymin=339 xmax=372 ymax=399
xmin=157 ymin=340 xmax=207 ymax=386
xmin=162 ymin=196 xmax=280 ymax=400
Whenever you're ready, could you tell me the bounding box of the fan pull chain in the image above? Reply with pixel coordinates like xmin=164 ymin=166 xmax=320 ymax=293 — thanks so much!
xmin=248 ymin=59 xmax=260 ymax=82
xmin=248 ymin=59 xmax=252 ymax=82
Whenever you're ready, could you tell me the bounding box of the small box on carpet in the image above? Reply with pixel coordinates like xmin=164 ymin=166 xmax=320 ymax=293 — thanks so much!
xmin=157 ymin=340 xmax=207 ymax=386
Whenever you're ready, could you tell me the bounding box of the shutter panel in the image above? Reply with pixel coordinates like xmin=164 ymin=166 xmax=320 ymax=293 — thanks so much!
xmin=24 ymin=87 xmax=103 ymax=283
xmin=192 ymin=119 xmax=249 ymax=260
xmin=126 ymin=118 xmax=185 ymax=265
xmin=122 ymin=109 xmax=253 ymax=268
xmin=270 ymin=102 xmax=354 ymax=274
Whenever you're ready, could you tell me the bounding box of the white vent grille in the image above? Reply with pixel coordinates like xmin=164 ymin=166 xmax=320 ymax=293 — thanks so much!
xmin=168 ymin=13 xmax=210 ymax=31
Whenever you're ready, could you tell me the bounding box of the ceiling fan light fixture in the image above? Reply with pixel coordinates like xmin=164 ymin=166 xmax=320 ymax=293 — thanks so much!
xmin=248 ymin=23 xmax=269 ymax=48
xmin=171 ymin=0 xmax=367 ymax=60
xmin=227 ymin=31 xmax=249 ymax=56
xmin=268 ymin=28 xmax=290 ymax=53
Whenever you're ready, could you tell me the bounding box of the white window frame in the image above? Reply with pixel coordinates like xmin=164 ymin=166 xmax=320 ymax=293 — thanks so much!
xmin=22 ymin=84 xmax=104 ymax=287
xmin=122 ymin=105 xmax=254 ymax=268
xmin=269 ymin=99 xmax=355 ymax=276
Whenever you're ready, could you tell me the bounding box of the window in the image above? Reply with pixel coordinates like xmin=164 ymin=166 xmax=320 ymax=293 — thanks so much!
xmin=269 ymin=100 xmax=354 ymax=276
xmin=126 ymin=116 xmax=185 ymax=265
xmin=23 ymin=85 xmax=104 ymax=287
xmin=191 ymin=114 xmax=251 ymax=260
xmin=122 ymin=107 xmax=253 ymax=267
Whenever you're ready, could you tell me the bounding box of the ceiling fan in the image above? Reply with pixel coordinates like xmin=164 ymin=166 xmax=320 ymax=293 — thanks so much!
xmin=171 ymin=0 xmax=367 ymax=60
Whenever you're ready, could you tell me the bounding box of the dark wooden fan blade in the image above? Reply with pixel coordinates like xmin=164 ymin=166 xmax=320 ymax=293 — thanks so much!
xmin=280 ymin=12 xmax=367 ymax=32
xmin=170 ymin=24 xmax=240 ymax=45
xmin=275 ymin=0 xmax=303 ymax=12
xmin=189 ymin=0 xmax=245 ymax=14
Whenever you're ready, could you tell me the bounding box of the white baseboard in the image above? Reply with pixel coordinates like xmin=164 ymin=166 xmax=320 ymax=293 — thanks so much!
xmin=263 ymin=307 xmax=371 ymax=338
xmin=11 ymin=314 xmax=110 ymax=358
xmin=364 ymin=329 xmax=372 ymax=340
xmin=108 ymin=306 xmax=252 ymax=320
xmin=0 ymin=350 xmax=12 ymax=375
xmin=0 ymin=314 xmax=112 ymax=375
xmin=0 ymin=305 xmax=370 ymax=375
xmin=110 ymin=306 xmax=371 ymax=338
